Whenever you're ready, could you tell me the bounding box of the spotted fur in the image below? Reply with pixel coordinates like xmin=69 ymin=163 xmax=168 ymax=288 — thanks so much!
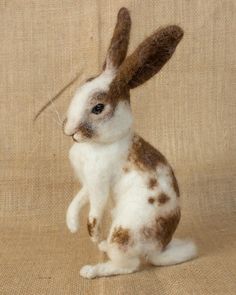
xmin=111 ymin=226 xmax=131 ymax=250
xmin=148 ymin=197 xmax=155 ymax=204
xmin=127 ymin=135 xmax=167 ymax=171
xmin=158 ymin=193 xmax=170 ymax=205
xmin=87 ymin=217 xmax=97 ymax=237
xmin=148 ymin=178 xmax=158 ymax=190
xmin=142 ymin=207 xmax=181 ymax=249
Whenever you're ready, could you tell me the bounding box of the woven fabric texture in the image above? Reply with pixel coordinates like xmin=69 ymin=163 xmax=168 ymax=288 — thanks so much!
xmin=0 ymin=1 xmax=235 ymax=294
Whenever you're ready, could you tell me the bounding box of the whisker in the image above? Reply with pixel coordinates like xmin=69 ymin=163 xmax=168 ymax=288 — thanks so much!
xmin=50 ymin=100 xmax=63 ymax=124
xmin=52 ymin=116 xmax=63 ymax=127
xmin=33 ymin=72 xmax=82 ymax=122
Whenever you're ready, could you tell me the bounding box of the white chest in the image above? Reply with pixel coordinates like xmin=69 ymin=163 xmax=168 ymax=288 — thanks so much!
xmin=69 ymin=134 xmax=132 ymax=186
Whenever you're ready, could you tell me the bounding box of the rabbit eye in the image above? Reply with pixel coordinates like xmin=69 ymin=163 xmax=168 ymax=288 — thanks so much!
xmin=91 ymin=103 xmax=105 ymax=115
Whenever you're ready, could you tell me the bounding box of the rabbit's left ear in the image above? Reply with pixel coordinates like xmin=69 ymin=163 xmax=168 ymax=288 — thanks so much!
xmin=103 ymin=7 xmax=131 ymax=71
xmin=115 ymin=25 xmax=184 ymax=89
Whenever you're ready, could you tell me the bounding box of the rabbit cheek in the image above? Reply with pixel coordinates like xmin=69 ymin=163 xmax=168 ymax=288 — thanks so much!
xmin=77 ymin=122 xmax=95 ymax=139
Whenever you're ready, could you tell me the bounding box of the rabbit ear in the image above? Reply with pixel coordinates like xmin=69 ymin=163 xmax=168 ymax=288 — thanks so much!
xmin=115 ymin=25 xmax=184 ymax=89
xmin=103 ymin=7 xmax=131 ymax=71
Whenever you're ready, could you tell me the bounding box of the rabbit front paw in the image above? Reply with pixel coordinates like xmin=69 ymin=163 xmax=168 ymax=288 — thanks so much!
xmin=66 ymin=206 xmax=79 ymax=233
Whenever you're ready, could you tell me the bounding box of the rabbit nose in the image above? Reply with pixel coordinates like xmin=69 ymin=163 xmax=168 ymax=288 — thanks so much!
xmin=63 ymin=118 xmax=77 ymax=137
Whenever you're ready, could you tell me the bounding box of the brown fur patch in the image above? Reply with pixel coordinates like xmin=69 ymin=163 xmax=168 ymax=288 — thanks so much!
xmin=111 ymin=226 xmax=130 ymax=247
xmin=87 ymin=217 xmax=97 ymax=237
xmin=78 ymin=122 xmax=94 ymax=138
xmin=158 ymin=193 xmax=170 ymax=205
xmin=148 ymin=197 xmax=155 ymax=204
xmin=142 ymin=208 xmax=181 ymax=249
xmin=103 ymin=8 xmax=131 ymax=70
xmin=128 ymin=135 xmax=167 ymax=171
xmin=148 ymin=178 xmax=158 ymax=189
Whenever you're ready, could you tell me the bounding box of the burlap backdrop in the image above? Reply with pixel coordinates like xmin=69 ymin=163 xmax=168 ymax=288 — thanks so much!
xmin=0 ymin=1 xmax=235 ymax=294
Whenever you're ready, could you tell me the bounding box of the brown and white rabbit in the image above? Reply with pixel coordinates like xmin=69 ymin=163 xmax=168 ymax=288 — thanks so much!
xmin=64 ymin=7 xmax=197 ymax=279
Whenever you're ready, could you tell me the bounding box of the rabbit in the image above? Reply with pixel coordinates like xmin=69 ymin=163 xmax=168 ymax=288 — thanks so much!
xmin=63 ymin=7 xmax=197 ymax=279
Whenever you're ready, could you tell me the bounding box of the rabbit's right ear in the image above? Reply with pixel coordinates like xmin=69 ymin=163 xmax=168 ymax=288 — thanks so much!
xmin=103 ymin=7 xmax=131 ymax=71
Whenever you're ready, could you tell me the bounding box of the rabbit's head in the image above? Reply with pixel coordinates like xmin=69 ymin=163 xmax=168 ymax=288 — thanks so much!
xmin=64 ymin=8 xmax=183 ymax=143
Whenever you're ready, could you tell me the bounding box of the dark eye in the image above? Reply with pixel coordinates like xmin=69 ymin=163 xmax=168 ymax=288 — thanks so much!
xmin=91 ymin=103 xmax=105 ymax=115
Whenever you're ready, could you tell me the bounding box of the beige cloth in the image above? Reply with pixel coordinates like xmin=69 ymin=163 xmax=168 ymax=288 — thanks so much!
xmin=0 ymin=1 xmax=235 ymax=294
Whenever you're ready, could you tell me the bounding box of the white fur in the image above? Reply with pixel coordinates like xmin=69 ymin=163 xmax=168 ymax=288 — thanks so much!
xmin=147 ymin=239 xmax=198 ymax=266
xmin=66 ymin=187 xmax=88 ymax=233
xmin=65 ymin=70 xmax=197 ymax=279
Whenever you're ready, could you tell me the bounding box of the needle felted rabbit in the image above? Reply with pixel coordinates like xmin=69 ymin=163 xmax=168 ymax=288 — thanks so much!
xmin=63 ymin=7 xmax=197 ymax=279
